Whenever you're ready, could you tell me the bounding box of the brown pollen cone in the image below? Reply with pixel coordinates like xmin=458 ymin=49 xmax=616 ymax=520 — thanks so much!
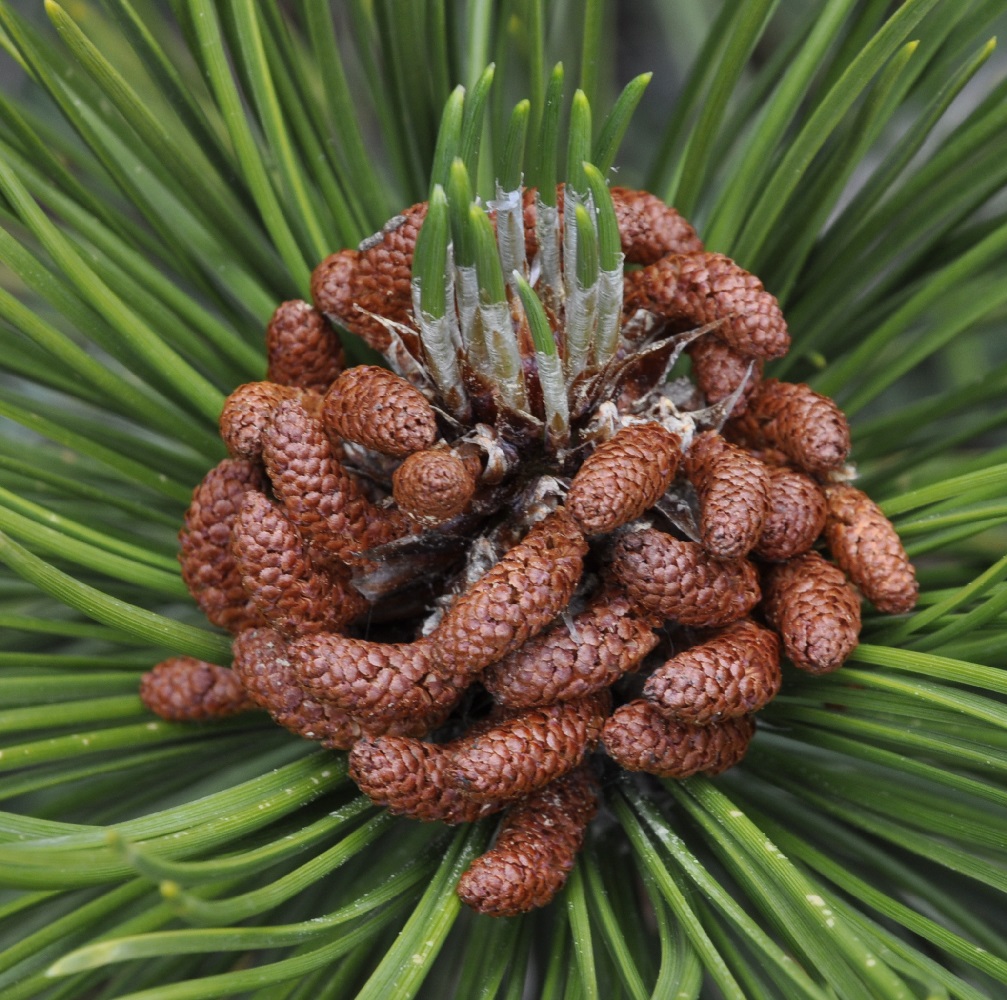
xmin=322 ymin=365 xmax=437 ymax=458
xmin=483 ymin=593 xmax=659 ymax=707
xmin=610 ymin=529 xmax=760 ymax=628
xmin=348 ymin=735 xmax=506 ymax=824
xmin=392 ymin=447 xmax=480 ymax=524
xmin=824 ymin=484 xmax=918 ymax=614
xmin=643 ymin=618 xmax=781 ymax=725
xmin=290 ymin=633 xmax=460 ymax=725
xmin=446 ymin=691 xmax=610 ymax=803
xmin=266 ymin=300 xmax=345 ymax=390
xmin=727 ymin=379 xmax=851 ymax=475
xmin=140 ymin=657 xmax=253 ymax=721
xmin=231 ymin=628 xmax=363 ymax=749
xmin=262 ymin=397 xmax=409 ymax=569
xmin=219 ymin=381 xmax=302 ymax=461
xmin=432 ymin=510 xmax=588 ymax=682
xmin=754 ymin=466 xmax=827 ymax=562
xmin=565 ymin=422 xmax=681 ymax=536
xmin=457 ymin=766 xmax=599 ymax=917
xmin=311 ymin=248 xmax=363 ymax=337
xmin=232 ymin=630 xmax=437 ymax=746
xmin=610 ymin=187 xmax=705 ymax=263
xmin=312 ymin=204 xmax=427 ymax=351
xmin=623 ymin=252 xmax=790 ymax=360
xmin=602 ymin=700 xmax=756 ymax=777
xmin=232 ymin=490 xmax=366 ymax=635
xmin=178 ymin=458 xmax=265 ymax=633
xmin=762 ymin=551 xmax=861 ymax=673
xmin=686 ymin=335 xmax=762 ymax=415
xmin=685 ymin=431 xmax=770 ymax=560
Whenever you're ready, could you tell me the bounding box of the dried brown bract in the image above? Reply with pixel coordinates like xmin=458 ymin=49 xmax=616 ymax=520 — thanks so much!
xmin=140 ymin=657 xmax=252 ymax=721
xmin=643 ymin=619 xmax=781 ymax=725
xmin=611 ymin=528 xmax=760 ymax=627
xmin=824 ymin=484 xmax=918 ymax=614
xmin=457 ymin=767 xmax=598 ymax=916
xmin=762 ymin=551 xmax=861 ymax=673
xmin=729 ymin=379 xmax=850 ymax=474
xmin=483 ymin=593 xmax=658 ymax=707
xmin=602 ymin=699 xmax=756 ymax=777
xmin=565 ymin=422 xmax=681 ymax=535
xmin=754 ymin=466 xmax=828 ymax=562
xmin=266 ymin=300 xmax=345 ymax=390
xmin=322 ymin=365 xmax=437 ymax=457
xmin=685 ymin=431 xmax=769 ymax=559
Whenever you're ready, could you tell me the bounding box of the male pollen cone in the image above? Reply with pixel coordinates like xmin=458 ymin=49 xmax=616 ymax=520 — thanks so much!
xmin=643 ymin=619 xmax=781 ymax=725
xmin=266 ymin=300 xmax=345 ymax=390
xmin=232 ymin=490 xmax=363 ymax=636
xmin=230 ymin=628 xmax=366 ymax=749
xmin=602 ymin=699 xmax=756 ymax=778
xmin=610 ymin=187 xmax=705 ymax=263
xmin=348 ymin=736 xmax=506 ymax=825
xmin=728 ymin=379 xmax=850 ymax=474
xmin=565 ymin=422 xmax=681 ymax=535
xmin=754 ymin=466 xmax=828 ymax=562
xmin=623 ymin=251 xmax=790 ymax=360
xmin=290 ymin=633 xmax=460 ymax=726
xmin=686 ymin=334 xmax=763 ymax=415
xmin=824 ymin=484 xmax=918 ymax=614
xmin=140 ymin=657 xmax=252 ymax=721
xmin=219 ymin=381 xmax=302 ymax=461
xmin=610 ymin=528 xmax=760 ymax=627
xmin=432 ymin=510 xmax=588 ymax=680
xmin=393 ymin=448 xmax=480 ymax=524
xmin=311 ymin=203 xmax=427 ymax=350
xmin=262 ymin=397 xmax=408 ymax=567
xmin=482 ymin=593 xmax=659 ymax=708
xmin=685 ymin=430 xmax=769 ymax=559
xmin=177 ymin=458 xmax=265 ymax=633
xmin=456 ymin=766 xmax=598 ymax=917
xmin=322 ymin=365 xmax=437 ymax=457
xmin=761 ymin=551 xmax=861 ymax=673
xmin=445 ymin=691 xmax=610 ymax=802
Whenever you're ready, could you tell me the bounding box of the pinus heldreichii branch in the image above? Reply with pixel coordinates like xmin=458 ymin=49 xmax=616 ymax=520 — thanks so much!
xmin=0 ymin=2 xmax=1006 ymax=998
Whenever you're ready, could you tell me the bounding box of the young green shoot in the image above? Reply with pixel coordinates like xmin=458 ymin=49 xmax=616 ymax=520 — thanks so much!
xmin=412 ymin=185 xmax=466 ymax=417
xmin=583 ymin=161 xmax=625 ymax=365
xmin=429 ymin=85 xmax=466 ymax=193
xmin=514 ymin=271 xmax=569 ymax=448
xmin=593 ymin=72 xmax=652 ymax=175
xmin=470 ymin=203 xmax=526 ymax=411
xmin=495 ymin=99 xmax=531 ymax=289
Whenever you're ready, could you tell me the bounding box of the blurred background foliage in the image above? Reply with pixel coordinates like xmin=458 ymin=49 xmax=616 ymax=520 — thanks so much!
xmin=0 ymin=1 xmax=1005 ymax=997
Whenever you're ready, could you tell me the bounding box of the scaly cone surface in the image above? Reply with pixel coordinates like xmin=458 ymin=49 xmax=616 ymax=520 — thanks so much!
xmin=141 ymin=90 xmax=916 ymax=915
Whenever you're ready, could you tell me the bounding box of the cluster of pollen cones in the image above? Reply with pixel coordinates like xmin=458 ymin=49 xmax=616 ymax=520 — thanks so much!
xmin=141 ymin=185 xmax=917 ymax=917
